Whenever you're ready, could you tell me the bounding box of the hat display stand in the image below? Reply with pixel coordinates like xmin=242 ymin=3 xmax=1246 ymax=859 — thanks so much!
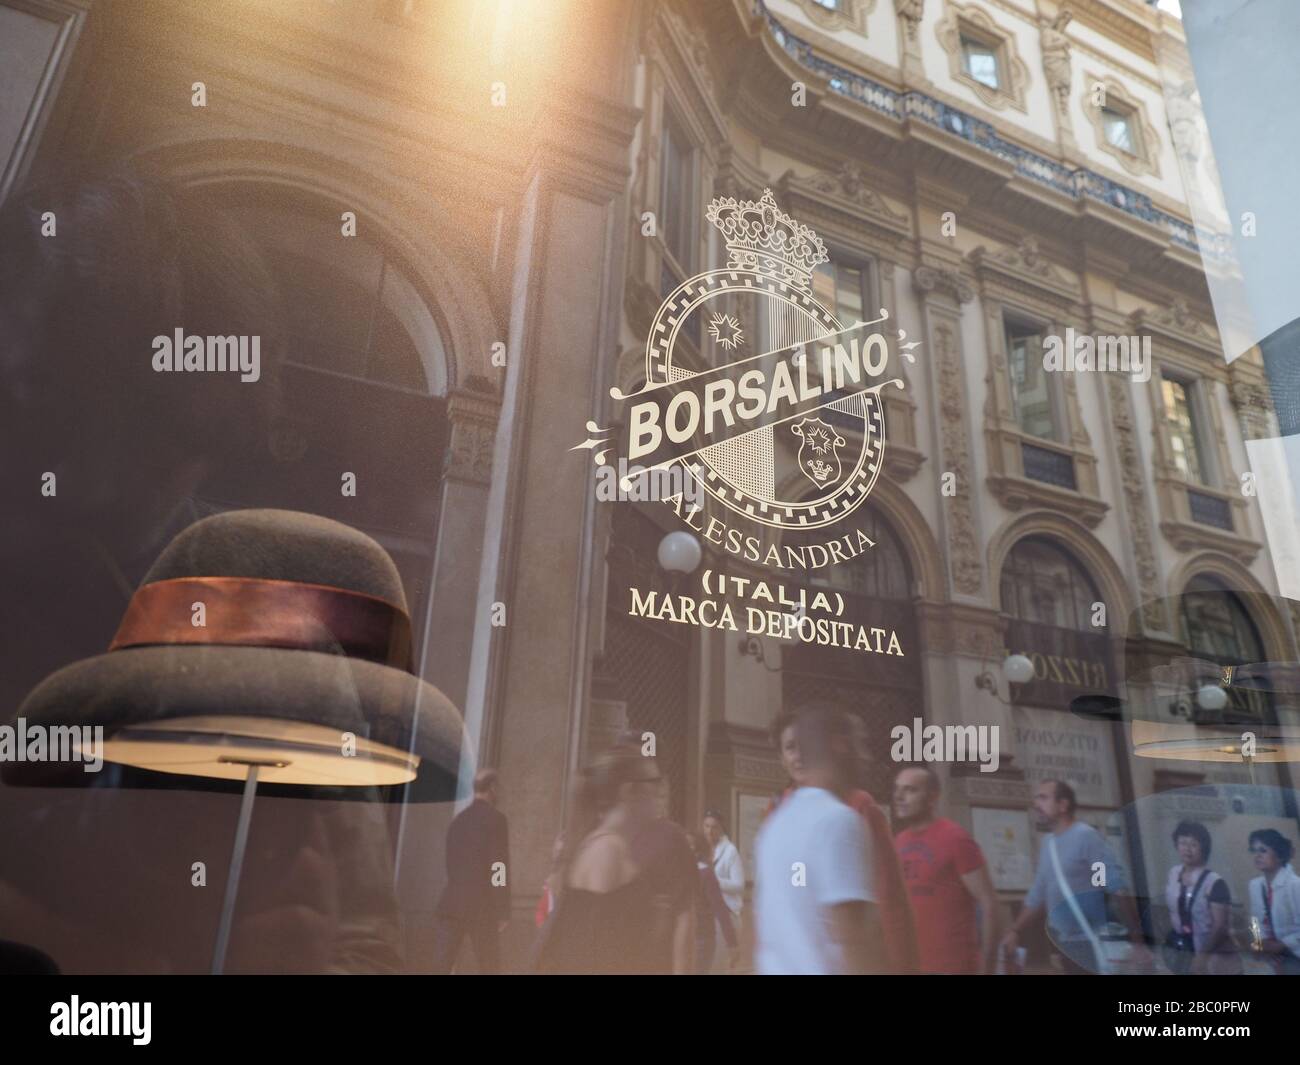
xmin=101 ymin=712 xmax=426 ymax=973
xmin=214 ymin=759 xmax=259 ymax=975
xmin=5 ymin=509 xmax=464 ymax=975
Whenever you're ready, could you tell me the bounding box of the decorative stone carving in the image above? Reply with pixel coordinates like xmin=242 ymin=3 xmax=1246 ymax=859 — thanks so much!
xmin=805 ymin=161 xmax=911 ymax=229
xmin=1229 ymin=370 xmax=1278 ymax=442
xmin=1041 ymin=10 xmax=1073 ymax=114
xmin=445 ymin=391 xmax=500 ymax=485
xmin=895 ymin=0 xmax=924 ymax=43
xmin=446 ymin=420 xmax=495 ymax=484
xmin=914 ymin=263 xmax=975 ymax=304
xmin=977 ymin=235 xmax=1077 ymax=293
xmin=933 ymin=320 xmax=983 ymax=595
xmin=1167 ymin=81 xmax=1203 ymax=169
xmin=1106 ymin=373 xmax=1166 ymax=631
xmin=1147 ymin=297 xmax=1212 ymax=340
xmin=661 ymin=5 xmax=717 ymax=99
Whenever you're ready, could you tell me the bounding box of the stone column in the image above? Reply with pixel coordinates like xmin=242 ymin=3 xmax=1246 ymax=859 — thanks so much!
xmin=392 ymin=387 xmax=498 ymax=969
xmin=426 ymin=386 xmax=499 ymax=710
xmin=460 ymin=1 xmax=644 ymax=967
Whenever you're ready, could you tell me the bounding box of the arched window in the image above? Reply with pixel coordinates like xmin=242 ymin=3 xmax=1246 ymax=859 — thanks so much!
xmin=1179 ymin=573 xmax=1265 ymax=663
xmin=782 ymin=503 xmax=921 ymax=803
xmin=183 ymin=188 xmax=455 ymax=650
xmin=797 ymin=504 xmax=913 ymax=600
xmin=219 ymin=202 xmax=449 ymax=396
xmin=1000 ymin=536 xmax=1100 ymax=630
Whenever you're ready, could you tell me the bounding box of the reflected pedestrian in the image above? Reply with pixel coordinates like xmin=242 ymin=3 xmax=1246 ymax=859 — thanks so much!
xmin=690 ymin=831 xmax=738 ymax=973
xmin=703 ymin=809 xmax=745 ymax=930
xmin=765 ymin=707 xmax=919 ymax=972
xmin=535 ymin=746 xmax=695 ymax=974
xmin=432 ymin=769 xmax=511 ymax=974
xmin=534 ymin=833 xmax=564 ymax=930
xmin=893 ymin=766 xmax=999 ymax=974
xmin=1001 ymin=780 xmax=1150 ymax=974
xmin=1247 ymin=829 xmax=1300 ymax=974
xmin=1162 ymin=820 xmax=1239 ymax=974
xmin=755 ymin=704 xmax=883 ymax=974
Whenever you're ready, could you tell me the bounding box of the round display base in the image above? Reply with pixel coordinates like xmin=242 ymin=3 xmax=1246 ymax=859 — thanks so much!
xmin=101 ymin=715 xmax=419 ymax=785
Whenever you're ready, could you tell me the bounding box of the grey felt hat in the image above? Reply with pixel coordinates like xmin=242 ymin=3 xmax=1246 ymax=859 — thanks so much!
xmin=4 ymin=509 xmax=464 ymax=799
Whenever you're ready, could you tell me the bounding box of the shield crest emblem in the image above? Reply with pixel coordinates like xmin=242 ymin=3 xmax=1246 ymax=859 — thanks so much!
xmin=792 ymin=416 xmax=845 ymax=488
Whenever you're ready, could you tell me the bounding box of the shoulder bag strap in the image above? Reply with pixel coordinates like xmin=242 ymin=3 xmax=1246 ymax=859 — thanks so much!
xmin=1047 ymin=833 xmax=1112 ymax=975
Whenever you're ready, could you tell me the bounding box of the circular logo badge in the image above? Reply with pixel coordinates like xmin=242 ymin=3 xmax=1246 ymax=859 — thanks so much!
xmin=647 ymin=267 xmax=885 ymax=531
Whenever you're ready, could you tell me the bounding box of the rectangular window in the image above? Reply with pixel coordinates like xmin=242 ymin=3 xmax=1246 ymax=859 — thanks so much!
xmin=808 ymin=258 xmax=874 ymax=431
xmin=1162 ymin=374 xmax=1210 ymax=485
xmin=812 ymin=259 xmax=871 ymax=328
xmin=1101 ymin=106 xmax=1136 ymax=154
xmin=961 ymin=35 xmax=1000 ymax=89
xmin=659 ymin=108 xmax=692 ymax=274
xmin=1188 ymin=488 xmax=1233 ymax=530
xmin=1005 ymin=318 xmax=1057 ymax=441
xmin=1021 ymin=441 xmax=1077 ymax=490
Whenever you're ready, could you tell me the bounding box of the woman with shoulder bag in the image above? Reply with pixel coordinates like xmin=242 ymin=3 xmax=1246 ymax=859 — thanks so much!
xmin=1163 ymin=821 xmax=1240 ymax=975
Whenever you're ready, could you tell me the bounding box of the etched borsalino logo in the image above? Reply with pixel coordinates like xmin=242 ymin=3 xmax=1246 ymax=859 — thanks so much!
xmin=575 ymin=190 xmax=919 ymax=572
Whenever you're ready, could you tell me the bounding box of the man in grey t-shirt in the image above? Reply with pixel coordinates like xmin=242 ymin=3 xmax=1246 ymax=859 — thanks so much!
xmin=1001 ymin=780 xmax=1150 ymax=973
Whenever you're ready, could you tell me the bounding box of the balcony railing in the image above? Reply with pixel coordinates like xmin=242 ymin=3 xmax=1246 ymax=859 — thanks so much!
xmin=754 ymin=1 xmax=1232 ymax=260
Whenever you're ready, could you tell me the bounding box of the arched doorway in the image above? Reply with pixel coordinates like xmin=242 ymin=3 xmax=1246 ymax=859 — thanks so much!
xmin=780 ymin=504 xmax=923 ymax=802
xmin=598 ymin=504 xmax=694 ymax=823
xmin=999 ymin=535 xmax=1126 ymax=815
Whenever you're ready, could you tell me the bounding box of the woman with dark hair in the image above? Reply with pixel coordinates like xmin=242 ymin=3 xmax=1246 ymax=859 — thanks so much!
xmin=1247 ymin=829 xmax=1300 ymax=974
xmin=534 ymin=745 xmax=696 ymax=974
xmin=702 ymin=808 xmax=744 ymax=930
xmin=1163 ymin=820 xmax=1239 ymax=974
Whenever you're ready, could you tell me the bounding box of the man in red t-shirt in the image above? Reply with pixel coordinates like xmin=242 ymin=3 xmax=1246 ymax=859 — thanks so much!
xmin=892 ymin=766 xmax=1000 ymax=975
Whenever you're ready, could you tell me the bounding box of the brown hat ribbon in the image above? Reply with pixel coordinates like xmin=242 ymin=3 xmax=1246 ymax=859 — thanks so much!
xmin=109 ymin=576 xmax=413 ymax=672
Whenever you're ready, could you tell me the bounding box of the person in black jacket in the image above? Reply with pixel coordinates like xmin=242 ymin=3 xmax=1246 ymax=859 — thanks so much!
xmin=432 ymin=769 xmax=511 ymax=974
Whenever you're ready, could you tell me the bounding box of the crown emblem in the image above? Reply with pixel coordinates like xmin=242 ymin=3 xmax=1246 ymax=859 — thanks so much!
xmin=706 ymin=188 xmax=829 ymax=290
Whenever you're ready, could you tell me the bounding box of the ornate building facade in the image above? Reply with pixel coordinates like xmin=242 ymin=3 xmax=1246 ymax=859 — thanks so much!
xmin=3 ymin=0 xmax=1295 ymax=970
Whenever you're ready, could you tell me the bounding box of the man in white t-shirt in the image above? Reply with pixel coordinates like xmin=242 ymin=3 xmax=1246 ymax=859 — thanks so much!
xmin=754 ymin=704 xmax=882 ymax=974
